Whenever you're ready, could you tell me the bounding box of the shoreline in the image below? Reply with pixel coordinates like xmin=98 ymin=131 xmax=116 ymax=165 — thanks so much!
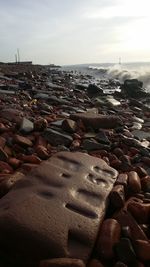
xmin=0 ymin=63 xmax=150 ymax=266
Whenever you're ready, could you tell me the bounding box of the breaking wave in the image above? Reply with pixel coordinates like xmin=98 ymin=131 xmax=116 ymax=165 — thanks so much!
xmin=88 ymin=64 xmax=150 ymax=90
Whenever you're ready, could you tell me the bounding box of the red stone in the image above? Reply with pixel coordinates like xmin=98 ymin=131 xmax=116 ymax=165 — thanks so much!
xmin=36 ymin=145 xmax=49 ymax=160
xmin=96 ymin=219 xmax=121 ymax=260
xmin=128 ymin=171 xmax=141 ymax=194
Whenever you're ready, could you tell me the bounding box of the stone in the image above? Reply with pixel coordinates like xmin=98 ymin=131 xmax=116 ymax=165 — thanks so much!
xmin=96 ymin=219 xmax=121 ymax=260
xmin=19 ymin=117 xmax=34 ymax=134
xmin=70 ymin=113 xmax=122 ymax=130
xmin=115 ymin=238 xmax=136 ymax=264
xmin=134 ymin=240 xmax=150 ymax=261
xmin=14 ymin=134 xmax=33 ymax=147
xmin=127 ymin=201 xmax=150 ymax=224
xmin=34 ymin=118 xmax=48 ymax=131
xmin=113 ymin=209 xmax=148 ymax=242
xmin=36 ymin=145 xmax=49 ymax=160
xmin=0 ymin=152 xmax=117 ymax=263
xmin=82 ymin=139 xmax=110 ymax=151
xmin=109 ymin=185 xmax=125 ymax=209
xmin=128 ymin=171 xmax=141 ymax=194
xmin=95 ymin=130 xmax=110 ymax=144
xmin=87 ymin=84 xmax=103 ymax=98
xmin=121 ymin=79 xmax=146 ymax=98
xmin=0 ymin=108 xmax=23 ymax=123
xmin=43 ymin=128 xmax=73 ymax=147
xmin=62 ymin=119 xmax=77 ymax=133
xmin=39 ymin=258 xmax=85 ymax=267
xmin=132 ymin=130 xmax=150 ymax=141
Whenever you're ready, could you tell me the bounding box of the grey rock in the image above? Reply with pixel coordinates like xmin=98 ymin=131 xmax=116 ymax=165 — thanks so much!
xmin=20 ymin=118 xmax=34 ymax=134
xmin=43 ymin=128 xmax=73 ymax=147
xmin=82 ymin=139 xmax=110 ymax=151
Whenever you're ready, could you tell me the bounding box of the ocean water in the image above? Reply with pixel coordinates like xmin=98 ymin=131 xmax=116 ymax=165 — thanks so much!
xmin=63 ymin=62 xmax=150 ymax=91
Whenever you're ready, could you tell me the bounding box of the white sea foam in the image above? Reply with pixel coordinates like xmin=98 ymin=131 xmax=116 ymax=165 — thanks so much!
xmin=88 ymin=63 xmax=150 ymax=90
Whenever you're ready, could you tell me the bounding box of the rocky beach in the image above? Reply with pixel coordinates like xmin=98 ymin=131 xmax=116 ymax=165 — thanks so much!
xmin=0 ymin=63 xmax=150 ymax=267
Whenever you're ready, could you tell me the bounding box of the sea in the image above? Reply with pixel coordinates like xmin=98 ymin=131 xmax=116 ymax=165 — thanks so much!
xmin=62 ymin=62 xmax=150 ymax=92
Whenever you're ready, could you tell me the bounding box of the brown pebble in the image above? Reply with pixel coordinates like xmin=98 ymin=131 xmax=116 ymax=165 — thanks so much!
xmin=34 ymin=118 xmax=48 ymax=131
xmin=8 ymin=157 xmax=21 ymax=169
xmin=14 ymin=134 xmax=33 ymax=147
xmin=109 ymin=185 xmax=125 ymax=209
xmin=39 ymin=258 xmax=85 ymax=267
xmin=141 ymin=176 xmax=150 ymax=192
xmin=127 ymin=201 xmax=150 ymax=224
xmin=87 ymin=259 xmax=104 ymax=267
xmin=36 ymin=145 xmax=49 ymax=160
xmin=19 ymin=154 xmax=42 ymax=164
xmin=96 ymin=218 xmax=121 ymax=260
xmin=128 ymin=171 xmax=141 ymax=194
xmin=134 ymin=239 xmax=150 ymax=261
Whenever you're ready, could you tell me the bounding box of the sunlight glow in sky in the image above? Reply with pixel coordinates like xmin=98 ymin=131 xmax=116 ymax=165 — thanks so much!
xmin=0 ymin=0 xmax=150 ymax=65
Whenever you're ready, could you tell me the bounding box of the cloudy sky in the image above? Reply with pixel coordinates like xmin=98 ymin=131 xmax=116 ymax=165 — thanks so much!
xmin=0 ymin=0 xmax=150 ymax=65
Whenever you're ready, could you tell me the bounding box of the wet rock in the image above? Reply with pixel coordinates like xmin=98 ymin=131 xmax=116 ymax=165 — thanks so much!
xmin=19 ymin=117 xmax=34 ymax=134
xmin=87 ymin=84 xmax=103 ymax=98
xmin=121 ymin=79 xmax=147 ymax=98
xmin=70 ymin=113 xmax=122 ymax=130
xmin=87 ymin=259 xmax=104 ymax=267
xmin=43 ymin=128 xmax=73 ymax=147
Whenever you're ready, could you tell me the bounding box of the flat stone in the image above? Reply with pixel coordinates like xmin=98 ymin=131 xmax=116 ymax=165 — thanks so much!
xmin=70 ymin=113 xmax=122 ymax=130
xmin=14 ymin=134 xmax=33 ymax=147
xmin=19 ymin=117 xmax=34 ymax=134
xmin=82 ymin=139 xmax=109 ymax=151
xmin=132 ymin=130 xmax=150 ymax=141
xmin=43 ymin=128 xmax=73 ymax=147
xmin=0 ymin=152 xmax=117 ymax=263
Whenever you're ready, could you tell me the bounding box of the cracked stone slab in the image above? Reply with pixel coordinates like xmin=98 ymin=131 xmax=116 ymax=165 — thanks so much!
xmin=0 ymin=152 xmax=118 ymax=263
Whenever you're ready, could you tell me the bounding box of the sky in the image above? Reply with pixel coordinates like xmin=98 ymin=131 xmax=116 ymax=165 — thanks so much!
xmin=0 ymin=0 xmax=150 ymax=65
